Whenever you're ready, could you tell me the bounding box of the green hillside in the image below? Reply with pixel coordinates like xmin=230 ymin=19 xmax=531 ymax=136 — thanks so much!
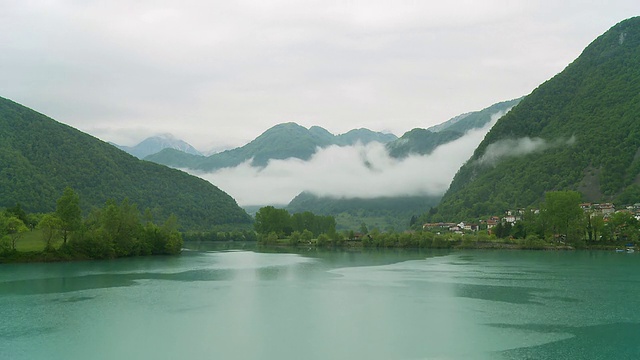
xmin=146 ymin=122 xmax=397 ymax=171
xmin=0 ymin=97 xmax=251 ymax=230
xmin=430 ymin=17 xmax=640 ymax=221
xmin=287 ymin=192 xmax=441 ymax=231
xmin=428 ymin=98 xmax=522 ymax=134
xmin=387 ymin=98 xmax=522 ymax=159
xmin=387 ymin=129 xmax=464 ymax=159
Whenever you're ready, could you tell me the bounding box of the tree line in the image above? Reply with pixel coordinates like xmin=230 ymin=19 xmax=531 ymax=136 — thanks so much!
xmin=254 ymin=206 xmax=336 ymax=244
xmin=0 ymin=187 xmax=183 ymax=261
xmin=419 ymin=191 xmax=640 ymax=249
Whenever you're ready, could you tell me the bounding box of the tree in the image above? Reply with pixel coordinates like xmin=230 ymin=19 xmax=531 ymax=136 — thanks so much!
xmin=316 ymin=233 xmax=329 ymax=246
xmin=607 ymin=211 xmax=639 ymax=243
xmin=38 ymin=214 xmax=62 ymax=251
xmin=289 ymin=231 xmax=301 ymax=246
xmin=591 ymin=213 xmax=605 ymax=242
xmin=6 ymin=216 xmax=28 ymax=250
xmin=542 ymin=191 xmax=583 ymax=243
xmin=56 ymin=187 xmax=82 ymax=244
xmin=254 ymin=206 xmax=292 ymax=236
xmin=5 ymin=203 xmax=28 ymax=226
xmin=360 ymin=222 xmax=369 ymax=235
xmin=301 ymin=229 xmax=313 ymax=242
xmin=493 ymin=222 xmax=505 ymax=238
xmin=511 ymin=222 xmax=526 ymax=239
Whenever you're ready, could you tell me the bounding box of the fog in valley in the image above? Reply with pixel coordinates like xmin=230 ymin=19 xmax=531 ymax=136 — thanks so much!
xmin=196 ymin=116 xmax=500 ymax=206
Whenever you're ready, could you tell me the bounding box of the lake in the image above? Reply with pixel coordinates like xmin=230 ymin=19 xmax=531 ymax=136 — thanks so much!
xmin=1 ymin=246 xmax=639 ymax=359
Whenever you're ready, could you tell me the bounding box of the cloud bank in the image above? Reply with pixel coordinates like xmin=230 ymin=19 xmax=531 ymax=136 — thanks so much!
xmin=196 ymin=116 xmax=500 ymax=206
xmin=477 ymin=135 xmax=576 ymax=166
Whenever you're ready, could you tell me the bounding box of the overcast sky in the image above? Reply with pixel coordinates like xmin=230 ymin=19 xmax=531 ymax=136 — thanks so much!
xmin=0 ymin=1 xmax=637 ymax=151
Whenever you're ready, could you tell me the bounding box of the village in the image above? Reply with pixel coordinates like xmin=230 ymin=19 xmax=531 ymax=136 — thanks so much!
xmin=422 ymin=202 xmax=640 ymax=235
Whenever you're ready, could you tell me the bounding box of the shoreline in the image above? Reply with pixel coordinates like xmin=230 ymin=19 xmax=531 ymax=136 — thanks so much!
xmin=1 ymin=241 xmax=634 ymax=264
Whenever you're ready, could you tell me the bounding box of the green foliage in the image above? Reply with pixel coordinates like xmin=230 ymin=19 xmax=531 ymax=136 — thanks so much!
xmin=56 ymin=187 xmax=82 ymax=244
xmin=287 ymin=192 xmax=440 ymax=231
xmin=255 ymin=206 xmax=293 ymax=236
xmin=0 ymin=189 xmax=185 ymax=261
xmin=316 ymin=233 xmax=330 ymax=247
xmin=301 ymin=229 xmax=313 ymax=242
xmin=606 ymin=211 xmax=639 ymax=242
xmin=542 ymin=191 xmax=583 ymax=242
xmin=289 ymin=231 xmax=301 ymax=246
xmin=0 ymin=96 xmax=251 ymax=230
xmin=254 ymin=206 xmax=336 ymax=241
xmin=5 ymin=215 xmax=28 ymax=250
xmin=386 ymin=129 xmax=463 ymax=159
xmin=67 ymin=197 xmax=184 ymax=259
xmin=427 ymin=98 xmax=523 ymax=134
xmin=432 ymin=17 xmax=640 ymax=221
xmin=38 ymin=213 xmax=62 ymax=252
xmin=386 ymin=98 xmax=523 ymax=159
xmin=182 ymin=229 xmax=257 ymax=242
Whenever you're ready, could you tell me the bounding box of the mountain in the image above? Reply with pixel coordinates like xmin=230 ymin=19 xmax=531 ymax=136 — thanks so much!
xmin=387 ymin=98 xmax=522 ymax=159
xmin=386 ymin=129 xmax=464 ymax=159
xmin=112 ymin=134 xmax=203 ymax=159
xmin=430 ymin=17 xmax=640 ymax=221
xmin=427 ymin=98 xmax=522 ymax=134
xmin=335 ymin=128 xmax=398 ymax=146
xmin=0 ymin=96 xmax=251 ymax=230
xmin=146 ymin=122 xmax=398 ymax=171
xmin=287 ymin=192 xmax=441 ymax=231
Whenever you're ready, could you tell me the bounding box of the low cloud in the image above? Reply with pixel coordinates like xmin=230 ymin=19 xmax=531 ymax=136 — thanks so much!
xmin=477 ymin=135 xmax=576 ymax=166
xmin=195 ymin=115 xmax=501 ymax=206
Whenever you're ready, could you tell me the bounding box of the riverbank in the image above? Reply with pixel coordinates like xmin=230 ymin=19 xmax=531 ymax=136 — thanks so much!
xmin=2 ymin=238 xmax=633 ymax=264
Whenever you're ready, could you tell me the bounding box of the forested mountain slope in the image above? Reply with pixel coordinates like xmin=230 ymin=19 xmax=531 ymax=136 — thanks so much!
xmin=0 ymin=97 xmax=251 ymax=230
xmin=430 ymin=17 xmax=640 ymax=221
xmin=146 ymin=122 xmax=397 ymax=171
xmin=287 ymin=192 xmax=441 ymax=231
xmin=387 ymin=98 xmax=521 ymax=159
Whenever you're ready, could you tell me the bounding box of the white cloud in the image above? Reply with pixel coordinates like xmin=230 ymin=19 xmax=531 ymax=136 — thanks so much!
xmin=477 ymin=135 xmax=576 ymax=166
xmin=195 ymin=115 xmax=497 ymax=205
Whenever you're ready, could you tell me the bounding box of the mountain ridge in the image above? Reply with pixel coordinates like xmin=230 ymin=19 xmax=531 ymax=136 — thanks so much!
xmin=385 ymin=98 xmax=522 ymax=159
xmin=146 ymin=122 xmax=398 ymax=171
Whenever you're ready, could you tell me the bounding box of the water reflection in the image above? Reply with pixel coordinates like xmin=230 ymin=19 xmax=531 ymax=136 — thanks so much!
xmin=1 ymin=250 xmax=640 ymax=360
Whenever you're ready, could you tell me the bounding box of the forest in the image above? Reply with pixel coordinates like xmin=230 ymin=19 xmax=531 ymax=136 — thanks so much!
xmin=0 ymin=187 xmax=183 ymax=262
xmin=0 ymin=96 xmax=252 ymax=231
xmin=433 ymin=17 xmax=640 ymax=221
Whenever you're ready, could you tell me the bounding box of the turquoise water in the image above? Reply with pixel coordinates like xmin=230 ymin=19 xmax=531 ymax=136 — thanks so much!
xmin=1 ymin=248 xmax=639 ymax=359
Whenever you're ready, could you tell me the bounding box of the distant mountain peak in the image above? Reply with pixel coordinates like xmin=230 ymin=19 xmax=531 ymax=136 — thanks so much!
xmin=113 ymin=133 xmax=202 ymax=159
xmin=146 ymin=122 xmax=398 ymax=171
